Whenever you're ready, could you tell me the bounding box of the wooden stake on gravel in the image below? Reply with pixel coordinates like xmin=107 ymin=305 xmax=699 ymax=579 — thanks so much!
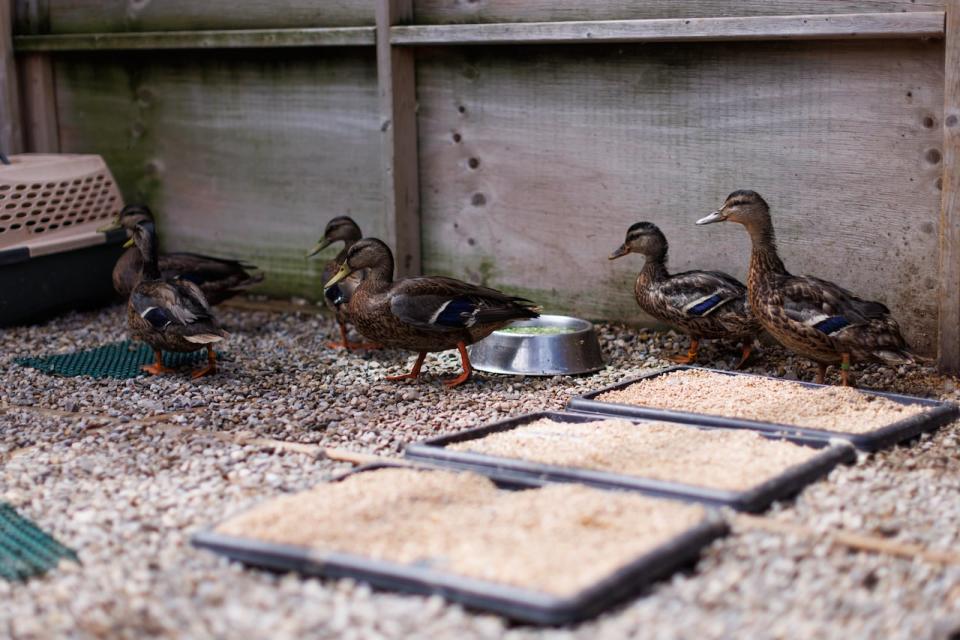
xmin=734 ymin=514 xmax=960 ymax=567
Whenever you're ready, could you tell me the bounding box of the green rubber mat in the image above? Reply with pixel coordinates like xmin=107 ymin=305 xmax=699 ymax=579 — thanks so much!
xmin=0 ymin=503 xmax=78 ymax=582
xmin=14 ymin=340 xmax=211 ymax=379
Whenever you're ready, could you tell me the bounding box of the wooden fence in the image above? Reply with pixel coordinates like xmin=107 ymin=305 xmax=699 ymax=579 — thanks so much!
xmin=1 ymin=1 xmax=959 ymax=371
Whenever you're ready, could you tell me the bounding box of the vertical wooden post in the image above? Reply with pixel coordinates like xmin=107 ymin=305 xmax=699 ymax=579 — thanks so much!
xmin=16 ymin=0 xmax=58 ymax=152
xmin=939 ymin=0 xmax=960 ymax=373
xmin=17 ymin=53 xmax=58 ymax=152
xmin=376 ymin=0 xmax=421 ymax=276
xmin=0 ymin=0 xmax=23 ymax=155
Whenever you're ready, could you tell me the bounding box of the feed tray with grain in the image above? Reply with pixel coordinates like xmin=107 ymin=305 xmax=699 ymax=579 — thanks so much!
xmin=445 ymin=417 xmax=826 ymax=492
xmin=593 ymin=369 xmax=928 ymax=432
xmin=565 ymin=368 xmax=960 ymax=452
xmin=210 ymin=467 xmax=716 ymax=599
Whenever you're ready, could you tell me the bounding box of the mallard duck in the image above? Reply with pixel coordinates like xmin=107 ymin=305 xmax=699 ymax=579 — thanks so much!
xmin=324 ymin=238 xmax=539 ymax=387
xmin=100 ymin=204 xmax=263 ymax=304
xmin=609 ymin=221 xmax=761 ymax=367
xmin=697 ymin=190 xmax=916 ymax=385
xmin=306 ymin=216 xmax=377 ymax=350
xmin=125 ymin=221 xmax=228 ymax=379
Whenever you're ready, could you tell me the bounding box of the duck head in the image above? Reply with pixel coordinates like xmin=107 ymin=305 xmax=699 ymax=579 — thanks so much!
xmin=325 ymin=238 xmax=393 ymax=287
xmin=306 ymin=216 xmax=363 ymax=258
xmin=609 ymin=221 xmax=668 ymax=262
xmin=697 ymin=190 xmax=770 ymax=227
xmin=98 ymin=203 xmax=154 ymax=233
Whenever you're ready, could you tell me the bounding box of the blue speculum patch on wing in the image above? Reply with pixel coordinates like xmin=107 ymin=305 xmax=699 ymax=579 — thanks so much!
xmin=325 ymin=284 xmax=345 ymax=306
xmin=143 ymin=307 xmax=173 ymax=329
xmin=813 ymin=316 xmax=850 ymax=335
xmin=434 ymin=298 xmax=476 ymax=327
xmin=178 ymin=272 xmax=207 ymax=285
xmin=687 ymin=293 xmax=725 ymax=317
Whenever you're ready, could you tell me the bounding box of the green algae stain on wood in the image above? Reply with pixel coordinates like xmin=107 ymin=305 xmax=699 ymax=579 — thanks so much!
xmin=53 ymin=48 xmax=382 ymax=301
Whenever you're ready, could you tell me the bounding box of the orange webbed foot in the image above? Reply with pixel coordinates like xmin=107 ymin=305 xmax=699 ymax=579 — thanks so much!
xmin=191 ymin=365 xmax=218 ymax=380
xmin=442 ymin=371 xmax=472 ymax=389
xmin=141 ymin=363 xmax=176 ymax=376
xmin=385 ymin=372 xmax=419 ymax=383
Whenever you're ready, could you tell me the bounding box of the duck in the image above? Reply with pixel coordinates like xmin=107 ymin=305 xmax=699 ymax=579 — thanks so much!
xmin=697 ymin=190 xmax=917 ymax=385
xmin=125 ymin=221 xmax=229 ymax=379
xmin=324 ymin=238 xmax=539 ymax=387
xmin=306 ymin=216 xmax=377 ymax=350
xmin=100 ymin=204 xmax=263 ymax=304
xmin=609 ymin=221 xmax=761 ymax=367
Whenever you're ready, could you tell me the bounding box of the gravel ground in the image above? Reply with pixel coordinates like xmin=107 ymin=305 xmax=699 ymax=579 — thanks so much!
xmin=1 ymin=303 xmax=959 ymax=639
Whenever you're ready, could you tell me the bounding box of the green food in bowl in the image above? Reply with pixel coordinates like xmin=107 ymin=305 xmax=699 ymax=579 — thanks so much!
xmin=496 ymin=326 xmax=577 ymax=336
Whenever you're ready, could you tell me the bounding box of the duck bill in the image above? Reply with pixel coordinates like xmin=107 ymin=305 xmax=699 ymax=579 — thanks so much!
xmin=608 ymin=244 xmax=630 ymax=260
xmin=122 ymin=237 xmax=135 ymax=248
xmin=305 ymin=238 xmax=331 ymax=258
xmin=696 ymin=210 xmax=727 ymax=225
xmin=97 ymin=219 xmax=122 ymax=233
xmin=324 ymin=263 xmax=352 ymax=289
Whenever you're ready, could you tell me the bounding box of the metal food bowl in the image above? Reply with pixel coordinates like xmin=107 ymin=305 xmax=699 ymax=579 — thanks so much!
xmin=468 ymin=315 xmax=605 ymax=376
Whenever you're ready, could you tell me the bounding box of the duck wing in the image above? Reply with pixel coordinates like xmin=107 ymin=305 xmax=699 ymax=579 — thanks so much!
xmin=159 ymin=253 xmax=263 ymax=304
xmin=779 ymin=274 xmax=890 ymax=334
xmin=655 ymin=270 xmax=747 ymax=318
xmin=388 ymin=276 xmax=539 ymax=332
xmin=131 ymin=279 xmax=215 ymax=329
xmin=162 ymin=252 xmax=259 ymax=278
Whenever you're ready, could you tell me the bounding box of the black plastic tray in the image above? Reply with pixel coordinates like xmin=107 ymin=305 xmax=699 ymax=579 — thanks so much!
xmin=405 ymin=411 xmax=854 ymax=513
xmin=567 ymin=366 xmax=959 ymax=452
xmin=192 ymin=462 xmax=728 ymax=625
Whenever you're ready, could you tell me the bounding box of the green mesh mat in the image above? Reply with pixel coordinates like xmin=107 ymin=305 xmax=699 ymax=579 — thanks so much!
xmin=0 ymin=503 xmax=78 ymax=582
xmin=14 ymin=340 xmax=211 ymax=379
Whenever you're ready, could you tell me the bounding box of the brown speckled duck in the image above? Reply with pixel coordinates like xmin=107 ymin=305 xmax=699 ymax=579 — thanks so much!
xmin=609 ymin=221 xmax=761 ymax=367
xmin=697 ymin=190 xmax=917 ymax=385
xmin=125 ymin=221 xmax=228 ymax=379
xmin=101 ymin=204 xmax=263 ymax=304
xmin=325 ymin=238 xmax=539 ymax=388
xmin=306 ymin=216 xmax=377 ymax=350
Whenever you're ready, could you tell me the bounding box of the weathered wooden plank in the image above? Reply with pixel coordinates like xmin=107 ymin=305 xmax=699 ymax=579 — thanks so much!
xmin=14 ymin=27 xmax=375 ymax=51
xmin=0 ymin=0 xmax=22 ymax=154
xmin=414 ymin=0 xmax=945 ymax=25
xmin=17 ymin=53 xmax=58 ymax=151
xmin=377 ymin=0 xmax=421 ymax=276
xmin=938 ymin=0 xmax=960 ymax=372
xmin=417 ymin=40 xmax=944 ymax=354
xmin=14 ymin=1 xmax=375 ymax=34
xmin=53 ymin=49 xmax=382 ymax=300
xmin=393 ymin=12 xmax=946 ymax=46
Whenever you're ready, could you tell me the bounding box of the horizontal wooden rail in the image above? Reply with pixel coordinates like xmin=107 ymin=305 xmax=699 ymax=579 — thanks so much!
xmin=391 ymin=12 xmax=946 ymax=46
xmin=13 ymin=26 xmax=375 ymax=52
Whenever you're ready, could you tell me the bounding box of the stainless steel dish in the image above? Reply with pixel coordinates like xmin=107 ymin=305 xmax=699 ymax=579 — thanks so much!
xmin=468 ymin=315 xmax=604 ymax=376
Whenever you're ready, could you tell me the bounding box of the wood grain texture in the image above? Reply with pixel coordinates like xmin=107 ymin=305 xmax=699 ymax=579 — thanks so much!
xmin=13 ymin=1 xmax=375 ymax=34
xmin=13 ymin=27 xmax=376 ymax=51
xmin=377 ymin=0 xmax=421 ymax=276
xmin=53 ymin=49 xmax=382 ymax=300
xmin=0 ymin=0 xmax=22 ymax=154
xmin=938 ymin=0 xmax=960 ymax=372
xmin=16 ymin=52 xmax=58 ymax=151
xmin=393 ymin=12 xmax=946 ymax=46
xmin=416 ymin=41 xmax=944 ymax=354
xmin=413 ymin=0 xmax=946 ymax=25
